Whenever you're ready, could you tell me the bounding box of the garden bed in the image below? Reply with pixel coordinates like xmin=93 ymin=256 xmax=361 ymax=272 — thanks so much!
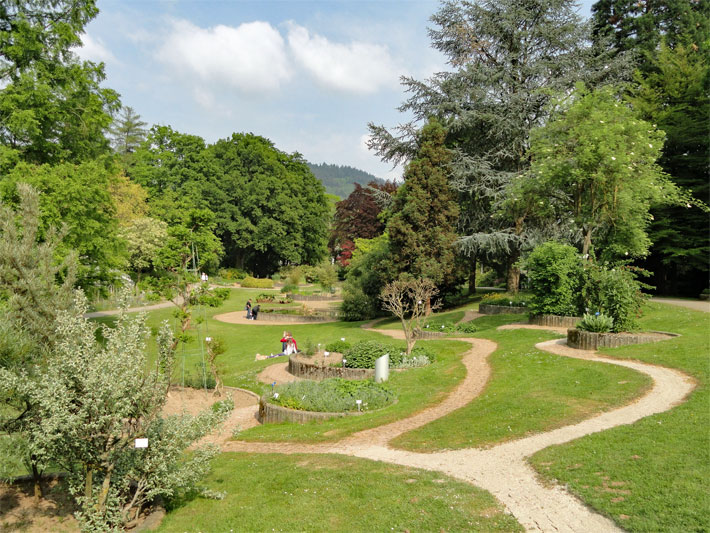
xmin=258 ymin=399 xmax=358 ymax=424
xmin=289 ymin=293 xmax=340 ymax=301
xmin=479 ymin=304 xmax=527 ymax=315
xmin=529 ymin=314 xmax=580 ymax=328
xmin=289 ymin=352 xmax=374 ymax=381
xmin=567 ymin=328 xmax=678 ymax=350
xmin=256 ymin=313 xmax=333 ymax=323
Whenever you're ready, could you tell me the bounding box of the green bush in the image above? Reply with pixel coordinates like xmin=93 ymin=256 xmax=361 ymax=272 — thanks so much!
xmin=477 ymin=269 xmax=504 ymax=288
xmin=269 ymin=378 xmax=395 ymax=412
xmin=280 ymin=283 xmax=297 ymax=294
xmin=340 ymin=288 xmax=377 ymax=321
xmin=218 ymin=268 xmax=247 ymax=280
xmin=256 ymin=293 xmax=274 ymax=302
xmin=525 ymin=242 xmax=583 ymax=316
xmin=577 ymin=312 xmax=614 ymax=333
xmin=390 ymin=346 xmax=436 ymax=368
xmin=325 ymin=340 xmax=351 ymax=353
xmin=343 ymin=340 xmax=392 ymax=368
xmin=455 ymin=321 xmax=478 ymax=334
xmin=183 ymin=363 xmax=216 ymax=389
xmin=581 ymin=265 xmax=648 ymax=332
xmin=480 ymin=292 xmax=529 ymax=308
xmin=240 ymin=276 xmax=274 ymax=289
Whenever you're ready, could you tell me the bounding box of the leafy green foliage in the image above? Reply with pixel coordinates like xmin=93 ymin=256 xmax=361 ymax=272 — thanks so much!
xmin=239 ymin=276 xmax=274 ymax=289
xmin=525 ymin=242 xmax=583 ymax=316
xmin=577 ymin=313 xmax=614 ymax=333
xmin=269 ymin=378 xmax=395 ymax=413
xmin=581 ymin=264 xmax=648 ymax=332
xmin=343 ymin=340 xmax=392 ymax=369
xmin=341 ymin=234 xmax=394 ymax=321
xmin=325 ymin=340 xmax=351 ymax=353
xmin=523 ymin=84 xmax=695 ymax=260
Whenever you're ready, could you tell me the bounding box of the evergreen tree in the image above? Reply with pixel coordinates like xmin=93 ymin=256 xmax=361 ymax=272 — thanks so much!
xmin=387 ymin=119 xmax=460 ymax=288
xmin=628 ymin=43 xmax=710 ymax=294
xmin=110 ymin=106 xmax=148 ymax=155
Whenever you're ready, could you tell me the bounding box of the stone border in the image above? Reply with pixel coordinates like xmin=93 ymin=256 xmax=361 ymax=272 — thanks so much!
xmin=529 ymin=314 xmax=581 ymax=328
xmin=289 ymin=293 xmax=340 ymax=301
xmin=288 ymin=355 xmax=374 ymax=381
xmin=567 ymin=328 xmax=679 ymax=350
xmin=479 ymin=304 xmax=527 ymax=315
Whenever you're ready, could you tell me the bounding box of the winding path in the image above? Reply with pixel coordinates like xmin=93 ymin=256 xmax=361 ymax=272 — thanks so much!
xmin=220 ymin=318 xmax=695 ymax=532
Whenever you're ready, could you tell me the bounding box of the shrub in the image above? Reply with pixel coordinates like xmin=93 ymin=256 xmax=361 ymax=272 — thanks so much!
xmin=218 ymin=268 xmax=247 ymax=280
xmin=325 ymin=340 xmax=351 ymax=353
xmin=525 ymin=242 xmax=583 ymax=316
xmin=343 ymin=340 xmax=392 ymax=368
xmin=577 ymin=312 xmax=614 ymax=333
xmin=183 ymin=363 xmax=216 ymax=389
xmin=340 ymin=287 xmax=377 ymax=321
xmin=280 ymin=283 xmax=297 ymax=294
xmin=256 ymin=293 xmax=275 ymax=303
xmin=240 ymin=276 xmax=274 ymax=289
xmin=302 ymin=338 xmax=317 ymax=356
xmin=455 ymin=321 xmax=478 ymax=334
xmin=477 ymin=268 xmax=504 ymax=288
xmin=390 ymin=346 xmax=436 ymax=368
xmin=480 ymin=292 xmax=529 ymax=308
xmin=581 ymin=264 xmax=648 ymax=332
xmin=269 ymin=378 xmax=395 ymax=412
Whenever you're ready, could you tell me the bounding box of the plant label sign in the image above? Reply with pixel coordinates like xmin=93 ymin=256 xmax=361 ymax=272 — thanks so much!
xmin=135 ymin=438 xmax=148 ymax=448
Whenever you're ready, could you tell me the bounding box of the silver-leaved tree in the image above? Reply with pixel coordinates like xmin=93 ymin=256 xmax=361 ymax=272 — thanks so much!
xmin=0 ymin=291 xmax=232 ymax=531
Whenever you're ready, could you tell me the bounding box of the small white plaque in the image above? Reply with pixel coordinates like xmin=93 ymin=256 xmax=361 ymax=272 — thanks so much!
xmin=135 ymin=438 xmax=148 ymax=448
xmin=324 ymin=351 xmax=330 ymax=356
xmin=273 ymin=392 xmax=280 ymax=399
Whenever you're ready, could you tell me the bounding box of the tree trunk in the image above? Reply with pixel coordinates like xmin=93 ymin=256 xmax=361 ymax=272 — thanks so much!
xmin=31 ymin=460 xmax=42 ymax=501
xmin=85 ymin=466 xmax=93 ymax=501
xmin=468 ymin=256 xmax=477 ymax=294
xmin=97 ymin=466 xmax=114 ymax=513
xmin=582 ymin=227 xmax=593 ymax=257
xmin=506 ymin=253 xmax=520 ymax=294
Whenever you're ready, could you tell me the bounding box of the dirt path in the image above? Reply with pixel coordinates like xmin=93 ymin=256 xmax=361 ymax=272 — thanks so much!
xmin=219 ymin=321 xmax=695 ymax=532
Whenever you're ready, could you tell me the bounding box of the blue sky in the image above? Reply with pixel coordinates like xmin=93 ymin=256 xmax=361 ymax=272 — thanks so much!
xmin=78 ymin=0 xmax=595 ymax=180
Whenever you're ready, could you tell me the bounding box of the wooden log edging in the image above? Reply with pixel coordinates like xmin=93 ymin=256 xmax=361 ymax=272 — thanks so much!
xmin=479 ymin=304 xmax=527 ymax=315
xmin=288 ymin=356 xmax=374 ymax=381
xmin=567 ymin=328 xmax=679 ymax=350
xmin=529 ymin=315 xmax=581 ymax=328
xmin=258 ymin=397 xmax=352 ymax=424
xmin=416 ymin=329 xmax=448 ymax=339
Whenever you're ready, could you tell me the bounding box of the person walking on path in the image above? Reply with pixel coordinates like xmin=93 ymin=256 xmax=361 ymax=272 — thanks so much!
xmin=245 ymin=299 xmax=252 ymax=319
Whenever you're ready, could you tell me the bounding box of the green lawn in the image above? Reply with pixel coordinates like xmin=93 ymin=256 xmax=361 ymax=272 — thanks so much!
xmin=529 ymin=302 xmax=710 ymax=532
xmin=157 ymin=453 xmax=523 ymax=533
xmin=390 ymin=314 xmax=652 ymax=451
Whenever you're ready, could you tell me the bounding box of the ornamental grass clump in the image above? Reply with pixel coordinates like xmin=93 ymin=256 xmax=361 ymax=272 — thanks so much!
xmin=325 ymin=339 xmax=351 ymax=353
xmin=577 ymin=312 xmax=615 ymax=333
xmin=270 ymin=378 xmax=395 ymax=412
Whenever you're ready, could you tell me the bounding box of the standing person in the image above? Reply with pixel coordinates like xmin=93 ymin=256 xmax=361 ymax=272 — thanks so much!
xmin=245 ymin=299 xmax=252 ymax=319
xmin=252 ymin=304 xmax=260 ymax=320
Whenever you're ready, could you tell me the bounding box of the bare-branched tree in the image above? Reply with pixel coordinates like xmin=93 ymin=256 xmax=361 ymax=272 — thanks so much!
xmin=380 ymin=278 xmax=440 ymax=355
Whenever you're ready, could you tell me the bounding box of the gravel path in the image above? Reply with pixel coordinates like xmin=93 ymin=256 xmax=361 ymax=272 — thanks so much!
xmin=650 ymin=297 xmax=710 ymax=313
xmin=219 ymin=321 xmax=695 ymax=532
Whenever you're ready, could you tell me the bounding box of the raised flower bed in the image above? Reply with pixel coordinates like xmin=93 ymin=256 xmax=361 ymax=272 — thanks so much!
xmin=567 ymin=329 xmax=678 ymax=350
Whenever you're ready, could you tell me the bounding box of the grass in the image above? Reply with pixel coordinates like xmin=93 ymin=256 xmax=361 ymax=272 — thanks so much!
xmin=529 ymin=302 xmax=710 ymax=532
xmin=157 ymin=453 xmax=523 ymax=532
xmin=390 ymin=314 xmax=652 ymax=451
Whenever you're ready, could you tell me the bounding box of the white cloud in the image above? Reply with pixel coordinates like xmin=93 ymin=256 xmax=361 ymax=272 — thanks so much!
xmin=74 ymin=33 xmax=118 ymax=64
xmin=157 ymin=20 xmax=292 ymax=94
xmin=286 ymin=23 xmax=403 ymax=94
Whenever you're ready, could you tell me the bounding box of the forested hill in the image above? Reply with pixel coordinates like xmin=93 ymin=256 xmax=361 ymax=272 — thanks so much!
xmin=308 ymin=162 xmax=383 ymax=198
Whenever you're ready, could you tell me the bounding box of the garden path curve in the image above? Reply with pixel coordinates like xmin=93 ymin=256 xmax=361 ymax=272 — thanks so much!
xmin=221 ymin=320 xmax=696 ymax=533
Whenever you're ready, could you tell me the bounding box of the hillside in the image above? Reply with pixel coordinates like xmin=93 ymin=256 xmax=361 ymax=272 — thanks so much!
xmin=308 ymin=162 xmax=383 ymax=199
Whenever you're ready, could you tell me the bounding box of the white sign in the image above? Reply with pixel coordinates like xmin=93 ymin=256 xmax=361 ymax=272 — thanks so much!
xmin=135 ymin=438 xmax=148 ymax=448
xmin=324 ymin=351 xmax=330 ymax=356
xmin=273 ymin=392 xmax=280 ymax=399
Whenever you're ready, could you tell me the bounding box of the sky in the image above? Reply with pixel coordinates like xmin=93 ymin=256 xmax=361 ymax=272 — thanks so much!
xmin=77 ymin=0 xmax=595 ymax=180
